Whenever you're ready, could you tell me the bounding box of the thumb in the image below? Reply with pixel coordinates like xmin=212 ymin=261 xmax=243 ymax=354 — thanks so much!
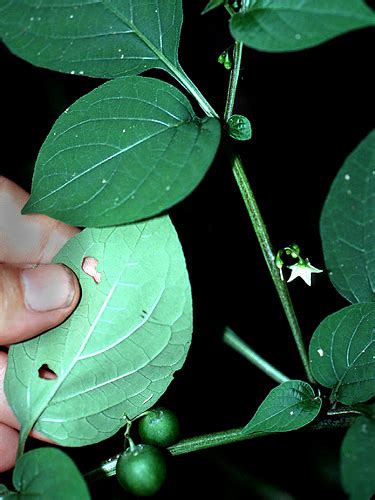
xmin=0 ymin=263 xmax=80 ymax=345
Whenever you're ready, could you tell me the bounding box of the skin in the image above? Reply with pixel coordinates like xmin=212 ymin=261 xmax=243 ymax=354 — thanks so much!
xmin=0 ymin=176 xmax=81 ymax=472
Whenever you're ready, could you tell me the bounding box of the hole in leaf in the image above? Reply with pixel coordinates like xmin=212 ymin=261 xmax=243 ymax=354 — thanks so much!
xmin=38 ymin=364 xmax=58 ymax=380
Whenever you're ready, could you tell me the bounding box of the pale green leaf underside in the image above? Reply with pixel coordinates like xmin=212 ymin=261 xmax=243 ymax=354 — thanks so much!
xmin=22 ymin=76 xmax=221 ymax=227
xmin=5 ymin=217 xmax=192 ymax=446
xmin=320 ymin=130 xmax=375 ymax=304
xmin=12 ymin=448 xmax=90 ymax=500
xmin=230 ymin=0 xmax=375 ymax=52
xmin=309 ymin=303 xmax=375 ymax=405
xmin=0 ymin=0 xmax=182 ymax=79
xmin=340 ymin=411 xmax=375 ymax=500
xmin=242 ymin=380 xmax=321 ymax=434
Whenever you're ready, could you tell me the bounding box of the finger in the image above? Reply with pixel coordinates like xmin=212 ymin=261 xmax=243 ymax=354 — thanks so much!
xmin=0 ymin=262 xmax=80 ymax=344
xmin=0 ymin=422 xmax=18 ymax=472
xmin=0 ymin=176 xmax=79 ymax=264
xmin=0 ymin=353 xmax=53 ymax=472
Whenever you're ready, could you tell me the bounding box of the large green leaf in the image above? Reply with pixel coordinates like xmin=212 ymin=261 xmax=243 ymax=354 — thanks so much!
xmin=309 ymin=303 xmax=375 ymax=405
xmin=0 ymin=0 xmax=182 ymax=79
xmin=320 ymin=130 xmax=375 ymax=304
xmin=22 ymin=76 xmax=221 ymax=227
xmin=12 ymin=448 xmax=90 ymax=499
xmin=242 ymin=380 xmax=321 ymax=435
xmin=340 ymin=409 xmax=375 ymax=500
xmin=5 ymin=216 xmax=192 ymax=447
xmin=230 ymin=0 xmax=375 ymax=52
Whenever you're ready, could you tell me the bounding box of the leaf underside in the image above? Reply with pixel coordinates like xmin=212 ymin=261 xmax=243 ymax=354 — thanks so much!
xmin=230 ymin=0 xmax=375 ymax=52
xmin=309 ymin=303 xmax=375 ymax=405
xmin=5 ymin=217 xmax=192 ymax=446
xmin=320 ymin=130 xmax=375 ymax=304
xmin=22 ymin=76 xmax=221 ymax=227
xmin=0 ymin=0 xmax=182 ymax=79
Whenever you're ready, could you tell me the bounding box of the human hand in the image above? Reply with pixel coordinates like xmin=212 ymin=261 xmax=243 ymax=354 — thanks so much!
xmin=0 ymin=176 xmax=81 ymax=472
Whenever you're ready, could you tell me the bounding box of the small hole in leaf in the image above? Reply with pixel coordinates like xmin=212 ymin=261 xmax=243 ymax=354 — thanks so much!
xmin=38 ymin=364 xmax=57 ymax=380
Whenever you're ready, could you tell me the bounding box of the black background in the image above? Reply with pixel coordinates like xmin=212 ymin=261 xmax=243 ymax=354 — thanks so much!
xmin=1 ymin=1 xmax=375 ymax=498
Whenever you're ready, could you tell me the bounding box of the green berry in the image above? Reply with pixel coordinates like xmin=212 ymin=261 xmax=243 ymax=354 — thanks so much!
xmin=116 ymin=444 xmax=167 ymax=497
xmin=138 ymin=408 xmax=180 ymax=447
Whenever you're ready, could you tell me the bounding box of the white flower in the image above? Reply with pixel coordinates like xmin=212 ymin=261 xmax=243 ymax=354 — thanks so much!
xmin=287 ymin=258 xmax=323 ymax=286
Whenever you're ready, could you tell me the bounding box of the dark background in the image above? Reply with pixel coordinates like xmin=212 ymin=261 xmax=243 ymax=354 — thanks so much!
xmin=1 ymin=1 xmax=374 ymax=498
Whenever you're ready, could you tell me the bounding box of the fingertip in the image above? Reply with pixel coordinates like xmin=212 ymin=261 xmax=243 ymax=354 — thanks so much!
xmin=0 ymin=263 xmax=81 ymax=344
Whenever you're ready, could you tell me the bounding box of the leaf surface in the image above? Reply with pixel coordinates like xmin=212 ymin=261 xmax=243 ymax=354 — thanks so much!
xmin=309 ymin=303 xmax=375 ymax=405
xmin=12 ymin=448 xmax=90 ymax=500
xmin=230 ymin=0 xmax=375 ymax=52
xmin=242 ymin=380 xmax=321 ymax=434
xmin=22 ymin=76 xmax=221 ymax=227
xmin=0 ymin=0 xmax=182 ymax=79
xmin=320 ymin=130 xmax=375 ymax=303
xmin=5 ymin=217 xmax=192 ymax=446
xmin=340 ymin=409 xmax=375 ymax=500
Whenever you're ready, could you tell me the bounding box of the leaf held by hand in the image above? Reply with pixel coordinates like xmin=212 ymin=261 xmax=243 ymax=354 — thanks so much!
xmin=5 ymin=217 xmax=192 ymax=447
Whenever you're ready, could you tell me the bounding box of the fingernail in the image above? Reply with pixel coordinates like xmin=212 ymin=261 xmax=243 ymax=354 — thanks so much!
xmin=21 ymin=264 xmax=76 ymax=312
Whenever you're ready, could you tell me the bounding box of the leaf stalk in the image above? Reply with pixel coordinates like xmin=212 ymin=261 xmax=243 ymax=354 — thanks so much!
xmin=223 ymin=327 xmax=290 ymax=383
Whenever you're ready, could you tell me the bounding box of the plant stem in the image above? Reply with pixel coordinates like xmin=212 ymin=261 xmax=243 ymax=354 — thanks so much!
xmin=85 ymin=415 xmax=355 ymax=482
xmin=220 ymin=24 xmax=314 ymax=384
xmin=224 ymin=41 xmax=243 ymax=121
xmin=223 ymin=327 xmax=290 ymax=384
xmin=229 ymin=150 xmax=314 ymax=383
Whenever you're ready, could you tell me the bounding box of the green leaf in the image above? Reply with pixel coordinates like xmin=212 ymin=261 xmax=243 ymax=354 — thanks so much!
xmin=0 ymin=0 xmax=182 ymax=79
xmin=202 ymin=0 xmax=225 ymax=15
xmin=309 ymin=303 xmax=375 ymax=405
xmin=5 ymin=216 xmax=192 ymax=446
xmin=227 ymin=114 xmax=252 ymax=141
xmin=12 ymin=448 xmax=90 ymax=499
xmin=320 ymin=130 xmax=375 ymax=304
xmin=230 ymin=0 xmax=375 ymax=52
xmin=242 ymin=380 xmax=321 ymax=435
xmin=340 ymin=410 xmax=375 ymax=500
xmin=22 ymin=76 xmax=221 ymax=227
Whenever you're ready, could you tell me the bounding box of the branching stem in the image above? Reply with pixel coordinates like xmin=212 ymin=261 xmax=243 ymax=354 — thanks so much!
xmin=85 ymin=414 xmax=356 ymax=483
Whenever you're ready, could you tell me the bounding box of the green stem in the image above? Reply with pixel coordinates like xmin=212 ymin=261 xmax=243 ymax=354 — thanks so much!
xmin=223 ymin=327 xmax=290 ymax=384
xmin=85 ymin=429 xmax=266 ymax=481
xmin=85 ymin=415 xmax=355 ymax=482
xmin=220 ymin=32 xmax=314 ymax=383
xmin=224 ymin=41 xmax=243 ymax=121
xmin=229 ymin=150 xmax=314 ymax=383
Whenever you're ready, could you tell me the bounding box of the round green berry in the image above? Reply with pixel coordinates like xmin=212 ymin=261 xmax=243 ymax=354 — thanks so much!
xmin=138 ymin=408 xmax=180 ymax=447
xmin=116 ymin=444 xmax=167 ymax=497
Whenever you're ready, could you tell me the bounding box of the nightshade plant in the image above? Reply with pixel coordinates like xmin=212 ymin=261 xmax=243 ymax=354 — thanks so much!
xmin=0 ymin=0 xmax=374 ymax=498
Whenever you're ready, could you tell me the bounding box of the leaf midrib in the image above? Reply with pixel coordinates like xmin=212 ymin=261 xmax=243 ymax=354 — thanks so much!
xmin=101 ymin=0 xmax=180 ymax=77
xmin=28 ymin=119 xmax=189 ymax=208
xmin=28 ymin=225 xmax=165 ymax=428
